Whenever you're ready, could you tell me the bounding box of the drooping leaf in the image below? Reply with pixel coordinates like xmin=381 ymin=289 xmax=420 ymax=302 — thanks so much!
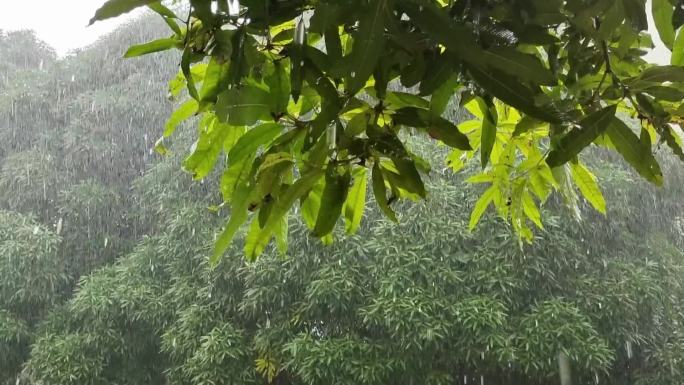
xmin=570 ymin=162 xmax=606 ymax=214
xmin=346 ymin=0 xmax=390 ymax=94
xmin=199 ymin=57 xmax=231 ymax=104
xmin=344 ymin=168 xmax=368 ymax=234
xmin=652 ymin=0 xmax=676 ymax=48
xmin=546 ymin=105 xmax=617 ymax=167
xmin=371 ymin=163 xmax=397 ymax=222
xmin=522 ymin=191 xmax=543 ymax=229
xmin=469 ymin=185 xmax=497 ymax=230
xmin=606 ymin=117 xmax=664 ymax=185
xmin=265 ymin=60 xmax=291 ymax=116
xmin=637 ymin=65 xmax=684 ymax=83
xmin=393 ymin=107 xmax=471 ymax=150
xmin=477 ymin=98 xmax=498 ymax=169
xmin=123 ymin=37 xmax=179 ymax=58
xmin=392 ymin=157 xmax=426 ymax=198
xmin=164 ymin=99 xmax=198 ymax=137
xmin=672 ymin=28 xmax=684 ymax=66
xmin=90 ymin=0 xmax=156 ymax=24
xmin=314 ymin=168 xmax=351 ymax=237
xmin=245 ymin=169 xmax=324 ymax=259
xmin=211 ymin=180 xmax=252 ymax=265
xmin=216 ymin=85 xmax=272 ymax=126
xmin=468 ymin=66 xmax=561 ymax=123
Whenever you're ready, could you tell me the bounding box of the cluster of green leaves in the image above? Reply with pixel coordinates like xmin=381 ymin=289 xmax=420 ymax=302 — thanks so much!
xmin=92 ymin=0 xmax=684 ymax=260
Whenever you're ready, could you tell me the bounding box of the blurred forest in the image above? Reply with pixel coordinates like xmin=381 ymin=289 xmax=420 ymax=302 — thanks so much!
xmin=2 ymin=12 xmax=684 ymax=385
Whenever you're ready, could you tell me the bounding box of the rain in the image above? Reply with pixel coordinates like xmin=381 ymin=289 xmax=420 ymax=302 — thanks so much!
xmin=1 ymin=1 xmax=684 ymax=385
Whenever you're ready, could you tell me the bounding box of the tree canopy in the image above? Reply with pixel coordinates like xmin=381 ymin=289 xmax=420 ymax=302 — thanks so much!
xmin=89 ymin=0 xmax=684 ymax=261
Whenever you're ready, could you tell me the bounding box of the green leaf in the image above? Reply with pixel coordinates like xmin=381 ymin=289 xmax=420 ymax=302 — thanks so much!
xmin=653 ymin=0 xmax=676 ymax=48
xmin=265 ymin=60 xmax=291 ymax=116
xmin=622 ymin=0 xmax=648 ymax=31
xmin=393 ymin=107 xmax=471 ymax=150
xmin=522 ymin=191 xmax=543 ymax=229
xmin=429 ymin=75 xmax=459 ymax=117
xmin=346 ymin=0 xmax=390 ymax=94
xmin=672 ymin=28 xmax=684 ymax=66
xmin=570 ymin=162 xmax=606 ymax=214
xmin=477 ymin=98 xmax=498 ymax=169
xmin=468 ymin=66 xmax=561 ymax=123
xmin=227 ymin=123 xmax=283 ymax=166
xmin=314 ymin=168 xmax=351 ymax=237
xmin=124 ymin=37 xmax=178 ymax=58
xmin=344 ymin=168 xmax=368 ymax=234
xmin=245 ymin=170 xmax=324 ymax=259
xmin=212 ymin=180 xmax=252 ymax=265
xmin=89 ymin=0 xmax=155 ymax=24
xmin=637 ymin=65 xmax=684 ymax=83
xmin=660 ymin=124 xmax=684 ymax=161
xmin=147 ymin=2 xmax=181 ymax=36
xmin=216 ymin=85 xmax=272 ymax=126
xmin=199 ymin=57 xmax=231 ymax=104
xmin=372 ymin=163 xmax=397 ymax=222
xmin=546 ymin=105 xmax=617 ymax=167
xmin=164 ymin=99 xmax=198 ymax=137
xmin=469 ymin=185 xmax=497 ymax=230
xmin=480 ymin=47 xmax=556 ymax=85
xmin=184 ymin=116 xmax=241 ymax=180
xmin=606 ymin=117 xmax=664 ymax=185
xmin=147 ymin=2 xmax=178 ymax=19
xmin=392 ymin=158 xmax=426 ymax=198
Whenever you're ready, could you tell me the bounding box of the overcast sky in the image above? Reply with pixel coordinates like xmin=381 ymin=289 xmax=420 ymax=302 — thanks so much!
xmin=0 ymin=0 xmax=673 ymax=63
xmin=0 ymin=0 xmax=140 ymax=56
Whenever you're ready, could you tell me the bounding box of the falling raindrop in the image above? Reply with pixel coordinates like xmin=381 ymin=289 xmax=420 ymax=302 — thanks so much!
xmin=480 ymin=375 xmax=484 ymax=385
xmin=626 ymin=340 xmax=633 ymax=359
xmin=33 ymin=225 xmax=39 ymax=235
xmin=295 ymin=17 xmax=306 ymax=46
xmin=104 ymin=237 xmax=108 ymax=248
xmin=326 ymin=124 xmax=337 ymax=150
xmin=71 ymin=74 xmax=75 ymax=82
xmin=228 ymin=0 xmax=240 ymax=17
xmin=56 ymin=217 xmax=63 ymax=235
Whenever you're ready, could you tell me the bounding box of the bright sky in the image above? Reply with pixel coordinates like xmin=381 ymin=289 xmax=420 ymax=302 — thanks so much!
xmin=0 ymin=0 xmax=140 ymax=56
xmin=0 ymin=0 xmax=673 ymax=63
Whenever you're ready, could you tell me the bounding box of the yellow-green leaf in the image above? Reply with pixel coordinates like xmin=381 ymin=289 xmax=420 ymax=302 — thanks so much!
xmin=469 ymin=185 xmax=497 ymax=230
xmin=570 ymin=162 xmax=606 ymax=214
xmin=344 ymin=168 xmax=368 ymax=234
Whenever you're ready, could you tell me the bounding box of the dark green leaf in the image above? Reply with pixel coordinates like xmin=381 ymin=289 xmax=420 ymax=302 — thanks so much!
xmin=371 ymin=163 xmax=397 ymax=222
xmin=637 ymin=65 xmax=684 ymax=83
xmin=164 ymin=99 xmax=198 ymax=137
xmin=468 ymin=66 xmax=562 ymax=123
xmin=314 ymin=168 xmax=351 ymax=237
xmin=653 ymin=0 xmax=676 ymax=48
xmin=246 ymin=169 xmax=324 ymax=259
xmin=216 ymin=85 xmax=272 ymax=126
xmin=199 ymin=57 xmax=230 ymax=104
xmin=392 ymin=158 xmax=426 ymax=197
xmin=606 ymin=117 xmax=664 ymax=185
xmin=90 ymin=0 xmax=156 ymax=24
xmin=124 ymin=37 xmax=178 ymax=58
xmin=477 ymin=98 xmax=498 ymax=168
xmin=346 ymin=0 xmax=390 ymax=94
xmin=546 ymin=105 xmax=617 ymax=167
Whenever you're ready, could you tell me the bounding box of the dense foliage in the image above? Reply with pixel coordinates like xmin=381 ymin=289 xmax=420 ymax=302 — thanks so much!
xmin=2 ymin=9 xmax=684 ymax=385
xmin=90 ymin=0 xmax=684 ymax=260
